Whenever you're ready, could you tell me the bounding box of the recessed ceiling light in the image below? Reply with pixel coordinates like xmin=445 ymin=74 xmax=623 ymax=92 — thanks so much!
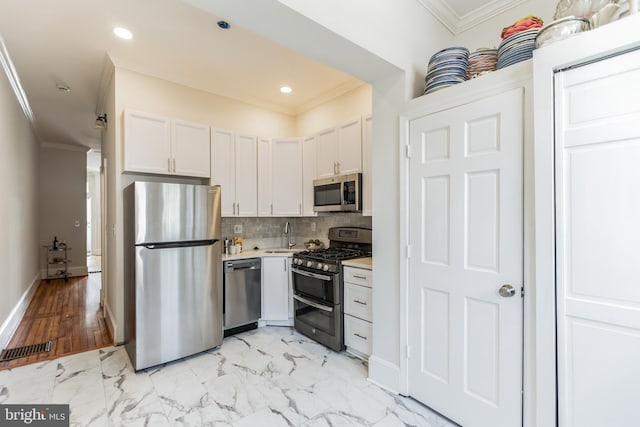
xmin=56 ymin=84 xmax=71 ymax=92
xmin=113 ymin=27 xmax=133 ymax=40
xmin=217 ymin=21 xmax=230 ymax=30
xmin=280 ymin=86 xmax=292 ymax=94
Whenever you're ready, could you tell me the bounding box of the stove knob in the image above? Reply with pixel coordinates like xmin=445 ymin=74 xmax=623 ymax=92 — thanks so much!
xmin=316 ymin=262 xmax=323 ymax=269
xmin=322 ymin=264 xmax=330 ymax=271
xmin=294 ymin=259 xmax=301 ymax=265
xmin=306 ymin=261 xmax=313 ymax=268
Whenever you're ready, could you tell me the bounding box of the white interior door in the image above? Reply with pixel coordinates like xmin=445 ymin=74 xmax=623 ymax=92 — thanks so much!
xmin=408 ymin=88 xmax=524 ymax=427
xmin=555 ymin=49 xmax=640 ymax=427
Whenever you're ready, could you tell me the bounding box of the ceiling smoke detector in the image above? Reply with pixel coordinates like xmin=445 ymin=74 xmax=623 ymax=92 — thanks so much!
xmin=217 ymin=21 xmax=230 ymax=30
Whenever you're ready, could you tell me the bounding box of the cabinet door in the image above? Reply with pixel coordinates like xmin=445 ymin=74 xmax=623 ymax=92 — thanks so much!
xmin=172 ymin=120 xmax=210 ymax=178
xmin=337 ymin=118 xmax=362 ymax=175
xmin=302 ymin=135 xmax=317 ymax=216
xmin=362 ymin=115 xmax=372 ymax=216
xmin=272 ymin=138 xmax=303 ymax=216
xmin=210 ymin=128 xmax=236 ymax=217
xmin=257 ymin=137 xmax=273 ymax=217
xmin=262 ymin=257 xmax=290 ymax=321
xmin=316 ymin=127 xmax=339 ymax=178
xmin=235 ymin=134 xmax=258 ymax=216
xmin=123 ymin=110 xmax=172 ymax=174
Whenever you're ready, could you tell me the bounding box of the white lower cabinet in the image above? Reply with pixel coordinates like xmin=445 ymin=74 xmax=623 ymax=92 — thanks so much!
xmin=343 ymin=265 xmax=372 ymax=359
xmin=261 ymin=256 xmax=293 ymax=325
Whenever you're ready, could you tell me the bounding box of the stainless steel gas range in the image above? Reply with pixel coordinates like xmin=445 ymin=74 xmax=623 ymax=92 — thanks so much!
xmin=291 ymin=227 xmax=372 ymax=351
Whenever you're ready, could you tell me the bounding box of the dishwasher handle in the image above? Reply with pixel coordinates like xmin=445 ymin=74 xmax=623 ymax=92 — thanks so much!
xmin=224 ymin=258 xmax=261 ymax=272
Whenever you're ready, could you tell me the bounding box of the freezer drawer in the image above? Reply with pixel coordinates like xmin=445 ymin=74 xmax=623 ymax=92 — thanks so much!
xmin=126 ymin=243 xmax=222 ymax=370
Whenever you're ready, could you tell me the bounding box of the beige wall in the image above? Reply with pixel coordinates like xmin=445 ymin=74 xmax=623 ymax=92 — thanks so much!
xmin=0 ymin=62 xmax=40 ymax=340
xmin=38 ymin=145 xmax=88 ymax=276
xmin=295 ymin=84 xmax=372 ymax=136
xmin=116 ymin=67 xmax=296 ymax=137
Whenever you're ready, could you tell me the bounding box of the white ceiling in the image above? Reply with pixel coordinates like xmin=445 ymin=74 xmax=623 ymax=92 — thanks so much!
xmin=0 ymin=0 xmax=359 ymax=150
xmin=0 ymin=0 xmax=503 ymax=152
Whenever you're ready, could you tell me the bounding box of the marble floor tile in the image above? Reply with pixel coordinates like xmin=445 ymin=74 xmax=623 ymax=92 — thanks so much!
xmin=0 ymin=327 xmax=455 ymax=427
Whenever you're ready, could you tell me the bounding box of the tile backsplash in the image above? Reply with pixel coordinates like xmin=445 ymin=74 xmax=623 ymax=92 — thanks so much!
xmin=221 ymin=214 xmax=372 ymax=250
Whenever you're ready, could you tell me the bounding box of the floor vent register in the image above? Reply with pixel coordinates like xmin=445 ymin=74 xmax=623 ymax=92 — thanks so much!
xmin=0 ymin=340 xmax=52 ymax=361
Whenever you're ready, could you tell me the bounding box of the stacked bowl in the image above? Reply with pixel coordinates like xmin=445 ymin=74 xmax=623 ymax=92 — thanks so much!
xmin=496 ymin=28 xmax=540 ymax=69
xmin=424 ymin=46 xmax=470 ymax=95
xmin=467 ymin=48 xmax=498 ymax=79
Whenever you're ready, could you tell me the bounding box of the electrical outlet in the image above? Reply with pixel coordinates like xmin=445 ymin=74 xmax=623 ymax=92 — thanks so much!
xmin=311 ymin=222 xmax=316 ymax=232
xmin=74 ymin=220 xmax=81 ymax=228
xmin=234 ymin=224 xmax=243 ymax=233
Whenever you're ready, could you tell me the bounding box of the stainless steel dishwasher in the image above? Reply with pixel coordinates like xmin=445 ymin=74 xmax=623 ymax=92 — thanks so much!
xmin=223 ymin=258 xmax=261 ymax=336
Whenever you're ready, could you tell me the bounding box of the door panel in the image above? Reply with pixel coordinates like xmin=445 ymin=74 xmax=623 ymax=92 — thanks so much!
xmin=555 ymin=49 xmax=640 ymax=427
xmin=408 ymin=88 xmax=524 ymax=427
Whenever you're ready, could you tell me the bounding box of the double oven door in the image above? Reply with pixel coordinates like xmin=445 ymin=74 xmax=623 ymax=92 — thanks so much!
xmin=291 ymin=264 xmax=344 ymax=352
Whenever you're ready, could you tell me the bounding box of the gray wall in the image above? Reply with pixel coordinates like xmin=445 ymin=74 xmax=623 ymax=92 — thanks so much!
xmin=0 ymin=63 xmax=40 ymax=334
xmin=39 ymin=146 xmax=88 ymax=275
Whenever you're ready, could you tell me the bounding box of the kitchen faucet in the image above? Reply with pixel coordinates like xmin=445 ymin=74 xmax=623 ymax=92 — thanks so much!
xmin=284 ymin=221 xmax=296 ymax=249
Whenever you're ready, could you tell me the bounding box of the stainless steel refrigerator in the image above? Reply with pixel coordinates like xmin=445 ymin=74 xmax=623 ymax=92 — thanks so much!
xmin=124 ymin=182 xmax=223 ymax=371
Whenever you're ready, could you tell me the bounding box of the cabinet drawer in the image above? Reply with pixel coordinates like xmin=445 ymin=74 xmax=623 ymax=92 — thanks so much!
xmin=344 ymin=283 xmax=372 ymax=321
xmin=343 ymin=267 xmax=371 ymax=287
xmin=344 ymin=315 xmax=372 ymax=356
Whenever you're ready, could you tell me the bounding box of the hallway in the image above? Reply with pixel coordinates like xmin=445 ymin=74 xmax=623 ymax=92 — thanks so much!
xmin=0 ymin=273 xmax=111 ymax=370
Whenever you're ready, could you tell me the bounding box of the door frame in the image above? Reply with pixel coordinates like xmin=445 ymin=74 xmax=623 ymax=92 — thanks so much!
xmin=532 ymin=14 xmax=640 ymax=427
xmin=399 ymin=62 xmax=535 ymax=426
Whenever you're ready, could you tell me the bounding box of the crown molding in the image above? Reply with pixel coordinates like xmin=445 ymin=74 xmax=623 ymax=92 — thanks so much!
xmin=0 ymin=36 xmax=37 ymax=131
xmin=416 ymin=0 xmax=528 ymax=35
xmin=40 ymin=141 xmax=90 ymax=153
xmin=295 ymin=79 xmax=366 ymax=116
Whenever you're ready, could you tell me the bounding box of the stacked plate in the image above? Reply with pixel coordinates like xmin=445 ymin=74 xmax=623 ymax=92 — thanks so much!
xmin=423 ymin=46 xmax=469 ymax=95
xmin=467 ymin=48 xmax=498 ymax=79
xmin=496 ymin=28 xmax=540 ymax=69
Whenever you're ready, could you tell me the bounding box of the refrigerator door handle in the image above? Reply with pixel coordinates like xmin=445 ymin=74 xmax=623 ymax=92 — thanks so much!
xmin=139 ymin=239 xmax=219 ymax=250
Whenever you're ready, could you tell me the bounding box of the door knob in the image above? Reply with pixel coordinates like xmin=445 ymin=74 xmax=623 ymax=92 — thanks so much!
xmin=499 ymin=284 xmax=516 ymax=298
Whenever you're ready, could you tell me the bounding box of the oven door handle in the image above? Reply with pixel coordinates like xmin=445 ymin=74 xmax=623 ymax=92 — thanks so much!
xmin=291 ymin=267 xmax=332 ymax=281
xmin=293 ymin=294 xmax=334 ymax=312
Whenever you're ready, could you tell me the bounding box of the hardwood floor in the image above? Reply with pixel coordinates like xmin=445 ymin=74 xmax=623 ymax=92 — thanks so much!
xmin=0 ymin=273 xmax=112 ymax=370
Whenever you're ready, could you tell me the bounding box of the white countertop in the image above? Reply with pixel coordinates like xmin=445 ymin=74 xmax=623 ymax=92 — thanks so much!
xmin=342 ymin=257 xmax=372 ymax=270
xmin=221 ymin=248 xmax=301 ymax=261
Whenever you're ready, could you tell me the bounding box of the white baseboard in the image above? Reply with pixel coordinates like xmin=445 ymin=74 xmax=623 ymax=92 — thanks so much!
xmin=40 ymin=266 xmax=89 ymax=280
xmin=104 ymin=303 xmax=119 ymax=345
xmin=368 ymin=355 xmax=401 ymax=394
xmin=0 ymin=273 xmax=41 ymax=350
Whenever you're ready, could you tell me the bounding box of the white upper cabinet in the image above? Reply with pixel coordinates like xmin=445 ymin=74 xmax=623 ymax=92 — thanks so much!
xmin=337 ymin=118 xmax=362 ymax=175
xmin=362 ymin=115 xmax=372 ymax=216
xmin=271 ymin=138 xmax=303 ymax=216
xmin=257 ymin=137 xmax=273 ymax=217
xmin=123 ymin=110 xmax=210 ymax=177
xmin=316 ymin=127 xmax=339 ymax=178
xmin=123 ymin=110 xmax=172 ymax=175
xmin=302 ymin=135 xmax=317 ymax=216
xmin=171 ymin=119 xmax=211 ymax=178
xmin=210 ymin=129 xmax=257 ymax=217
xmin=316 ymin=118 xmax=362 ymax=178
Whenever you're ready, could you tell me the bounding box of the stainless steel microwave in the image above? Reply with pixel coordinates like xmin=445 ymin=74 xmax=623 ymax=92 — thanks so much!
xmin=313 ymin=173 xmax=362 ymax=212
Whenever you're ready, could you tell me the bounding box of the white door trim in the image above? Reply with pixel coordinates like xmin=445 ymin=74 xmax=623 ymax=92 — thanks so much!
xmin=399 ymin=60 xmax=534 ymax=426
